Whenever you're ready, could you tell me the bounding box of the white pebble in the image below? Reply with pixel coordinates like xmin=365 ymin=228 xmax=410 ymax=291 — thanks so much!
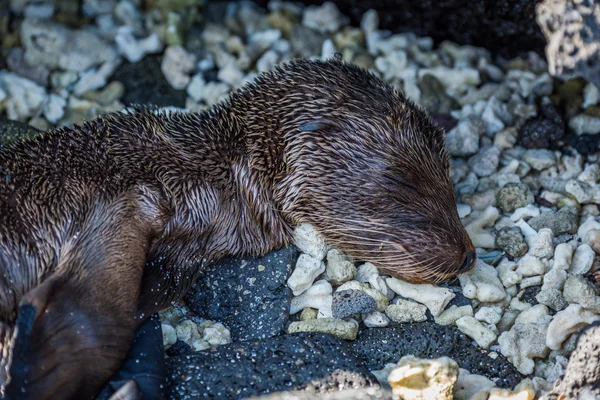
xmin=0 ymin=71 xmax=47 ymax=120
xmin=583 ymin=82 xmax=599 ymax=108
xmin=514 ymin=219 xmax=538 ymax=238
xmin=287 ymin=254 xmax=326 ymax=296
xmin=475 ymin=307 xmax=502 ymax=326
xmin=497 ymin=259 xmax=522 ymax=288
xmin=201 ymin=321 xmax=231 ymax=346
xmin=434 ymin=305 xmax=474 ymax=326
xmin=293 ymin=224 xmax=328 ymax=260
xmin=355 ymin=262 xmax=379 ymax=282
xmin=457 ymin=204 xmax=471 ymax=218
xmin=510 ymin=205 xmax=540 ymax=222
xmin=162 ymin=323 xmax=177 ymax=349
xmin=114 ymin=26 xmax=161 ymax=62
xmin=290 ymin=280 xmax=332 ymax=314
xmin=302 ymin=2 xmax=349 ymax=33
xmin=465 ymin=206 xmax=500 ymax=248
xmin=363 ymin=311 xmax=390 ymax=328
xmin=73 ymin=57 xmax=121 ymax=96
xmin=43 ymin=93 xmax=66 ymax=124
xmin=527 ymin=228 xmax=554 ymax=259
xmin=542 ymin=268 xmax=568 ymax=291
xmin=553 ymin=243 xmax=574 ymax=270
xmin=516 ymin=255 xmax=546 ymax=277
xmin=459 ymin=259 xmax=506 ymax=303
xmin=578 ymin=215 xmax=600 ymax=239
xmin=515 ymin=304 xmax=549 ymax=325
xmin=386 ymin=277 xmax=455 ymax=317
xmin=570 ymin=244 xmax=595 ymax=274
xmin=161 ymin=45 xmax=196 ymax=90
xmin=456 ymin=316 xmax=497 ymax=349
xmin=546 ymin=304 xmax=600 ymax=350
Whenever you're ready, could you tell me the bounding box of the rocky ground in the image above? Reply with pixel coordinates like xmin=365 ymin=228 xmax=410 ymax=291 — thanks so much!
xmin=2 ymin=0 xmax=600 ymax=399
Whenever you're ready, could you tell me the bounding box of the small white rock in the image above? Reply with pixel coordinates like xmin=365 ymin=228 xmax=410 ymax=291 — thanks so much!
xmin=515 ymin=304 xmax=550 ymax=325
xmin=475 ymin=307 xmax=502 ymax=326
xmin=43 ymin=93 xmax=66 ymax=124
xmin=456 ymin=316 xmax=497 ymax=349
xmin=287 ymin=254 xmax=326 ymax=296
xmin=435 ymin=305 xmax=474 ymax=326
xmin=553 ymin=243 xmax=574 ymax=270
xmin=290 ymin=279 xmax=332 ymax=314
xmin=516 ymin=255 xmax=546 ymax=277
xmin=386 ymin=277 xmax=455 ymax=317
xmin=583 ymin=82 xmax=599 ymax=108
xmin=114 ymin=26 xmax=162 ymax=63
xmin=162 ymin=323 xmax=177 ymax=349
xmin=385 ymin=300 xmax=428 ymax=323
xmin=363 ymin=310 xmax=390 ymax=328
xmin=302 ymin=2 xmax=349 ymax=33
xmin=526 ymin=228 xmax=554 ymax=259
xmin=161 ymin=45 xmax=196 ymax=90
xmin=200 ymin=321 xmax=231 ymax=346
xmin=459 ymin=259 xmax=506 ymax=303
xmin=293 ymin=224 xmax=328 ymax=260
xmin=510 ymin=204 xmax=540 ymax=222
xmin=570 ymin=244 xmax=595 ymax=274
xmin=546 ymin=304 xmax=600 ymax=350
xmin=497 ymin=259 xmax=522 ymax=288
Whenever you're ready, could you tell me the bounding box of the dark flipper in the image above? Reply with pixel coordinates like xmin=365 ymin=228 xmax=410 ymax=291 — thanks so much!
xmin=96 ymin=314 xmax=166 ymax=400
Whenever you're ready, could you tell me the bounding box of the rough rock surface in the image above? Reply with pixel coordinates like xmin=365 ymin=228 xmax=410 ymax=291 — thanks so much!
xmin=166 ymin=333 xmax=379 ymax=399
xmin=186 ymin=246 xmax=296 ymax=341
xmin=544 ymin=321 xmax=600 ymax=399
xmin=351 ymin=324 xmax=522 ymax=388
xmin=112 ymin=55 xmax=186 ymax=107
xmin=537 ymin=0 xmax=600 ymax=88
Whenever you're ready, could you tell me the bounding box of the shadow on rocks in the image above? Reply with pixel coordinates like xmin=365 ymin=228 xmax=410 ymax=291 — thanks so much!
xmin=166 ymin=332 xmax=380 ymax=399
xmin=351 ymin=323 xmax=523 ymax=389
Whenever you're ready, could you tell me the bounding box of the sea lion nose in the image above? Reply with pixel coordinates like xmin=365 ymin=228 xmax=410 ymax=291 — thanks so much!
xmin=460 ymin=251 xmax=476 ymax=272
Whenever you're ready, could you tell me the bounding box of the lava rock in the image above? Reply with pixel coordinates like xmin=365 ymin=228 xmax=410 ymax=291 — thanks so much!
xmin=517 ymin=103 xmax=565 ymax=149
xmin=521 ymin=286 xmax=541 ymax=306
xmin=166 ymin=340 xmax=192 ymax=357
xmin=166 ymin=333 xmax=379 ymax=399
xmin=495 ymin=226 xmax=528 ymax=258
xmin=185 ymin=246 xmax=296 ymax=341
xmin=528 ymin=206 xmax=579 ymax=235
xmin=496 ymin=183 xmax=534 ymax=213
xmin=571 ymin=133 xmax=600 ymax=155
xmin=545 ymin=321 xmax=600 ymax=399
xmin=537 ymin=0 xmax=600 ymax=89
xmin=0 ymin=119 xmax=42 ymax=148
xmin=268 ymin=0 xmax=546 ymax=59
xmin=351 ymin=324 xmax=522 ymax=389
xmin=112 ymin=55 xmax=187 ymax=107
xmin=332 ymin=290 xmax=377 ymax=319
xmin=245 ymin=387 xmax=394 ymax=400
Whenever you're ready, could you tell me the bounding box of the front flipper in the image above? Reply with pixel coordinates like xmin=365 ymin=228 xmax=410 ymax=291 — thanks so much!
xmin=96 ymin=314 xmax=166 ymax=400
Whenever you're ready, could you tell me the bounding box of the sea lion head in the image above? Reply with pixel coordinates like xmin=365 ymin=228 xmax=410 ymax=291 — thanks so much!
xmin=2 ymin=275 xmax=132 ymax=400
xmin=275 ymin=61 xmax=475 ymax=282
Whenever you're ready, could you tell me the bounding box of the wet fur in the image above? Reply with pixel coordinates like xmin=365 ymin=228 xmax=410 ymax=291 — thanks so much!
xmin=0 ymin=59 xmax=473 ymax=399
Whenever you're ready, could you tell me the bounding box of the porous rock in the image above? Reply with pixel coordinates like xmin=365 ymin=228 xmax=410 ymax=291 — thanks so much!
xmin=167 ymin=333 xmax=378 ymax=399
xmin=544 ymin=321 xmax=600 ymax=399
xmin=496 ymin=183 xmax=534 ymax=213
xmin=351 ymin=324 xmax=522 ymax=388
xmin=332 ymin=290 xmax=377 ymax=319
xmin=186 ymin=246 xmax=295 ymax=341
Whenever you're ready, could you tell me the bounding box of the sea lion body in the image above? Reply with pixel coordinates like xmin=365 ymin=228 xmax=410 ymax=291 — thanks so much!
xmin=0 ymin=59 xmax=474 ymax=399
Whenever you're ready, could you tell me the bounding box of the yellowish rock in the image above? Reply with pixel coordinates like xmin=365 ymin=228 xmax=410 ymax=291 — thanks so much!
xmin=388 ymin=355 xmax=459 ymax=400
xmin=287 ymin=318 xmax=358 ymax=340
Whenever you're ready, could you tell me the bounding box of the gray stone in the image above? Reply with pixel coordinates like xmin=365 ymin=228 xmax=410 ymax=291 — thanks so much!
xmin=496 ymin=182 xmax=534 ymax=213
xmin=528 ymin=206 xmax=579 ymax=235
xmin=166 ymin=333 xmax=379 ymax=399
xmin=185 ymin=246 xmax=296 ymax=341
xmin=495 ymin=226 xmax=528 ymax=257
xmin=332 ymin=290 xmax=377 ymax=319
xmin=468 ymin=145 xmax=502 ymax=177
xmin=536 ymin=288 xmax=568 ymax=311
xmin=563 ymin=274 xmax=600 ymax=313
xmin=445 ymin=116 xmax=485 ymax=157
xmin=418 ymin=74 xmax=460 ymax=114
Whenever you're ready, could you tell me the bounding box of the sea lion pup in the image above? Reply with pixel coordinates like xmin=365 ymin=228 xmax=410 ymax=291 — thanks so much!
xmin=0 ymin=58 xmax=475 ymax=399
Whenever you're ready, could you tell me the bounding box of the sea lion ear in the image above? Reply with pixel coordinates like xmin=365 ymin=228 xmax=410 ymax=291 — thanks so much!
xmin=298 ymin=120 xmax=340 ymax=132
